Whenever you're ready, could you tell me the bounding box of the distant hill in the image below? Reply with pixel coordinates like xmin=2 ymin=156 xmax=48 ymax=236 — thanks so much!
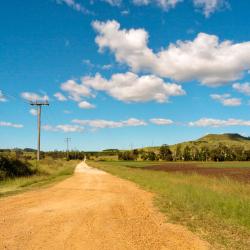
xmin=142 ymin=133 xmax=250 ymax=152
xmin=198 ymin=133 xmax=250 ymax=143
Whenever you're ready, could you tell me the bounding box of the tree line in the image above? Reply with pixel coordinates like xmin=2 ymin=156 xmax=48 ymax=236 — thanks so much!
xmin=118 ymin=144 xmax=250 ymax=161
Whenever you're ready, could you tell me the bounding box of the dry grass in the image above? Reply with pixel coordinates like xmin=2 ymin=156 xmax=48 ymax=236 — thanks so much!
xmin=0 ymin=159 xmax=78 ymax=197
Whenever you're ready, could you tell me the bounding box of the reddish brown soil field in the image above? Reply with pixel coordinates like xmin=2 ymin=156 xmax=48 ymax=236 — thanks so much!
xmin=143 ymin=163 xmax=250 ymax=183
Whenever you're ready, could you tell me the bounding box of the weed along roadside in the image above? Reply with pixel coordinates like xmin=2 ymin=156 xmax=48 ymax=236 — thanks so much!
xmin=0 ymin=157 xmax=78 ymax=197
xmin=90 ymin=160 xmax=250 ymax=250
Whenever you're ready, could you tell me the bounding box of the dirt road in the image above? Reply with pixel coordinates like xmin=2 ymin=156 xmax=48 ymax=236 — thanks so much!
xmin=0 ymin=162 xmax=209 ymax=250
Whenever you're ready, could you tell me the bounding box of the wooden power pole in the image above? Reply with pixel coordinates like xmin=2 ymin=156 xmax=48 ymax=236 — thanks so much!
xmin=65 ymin=137 xmax=71 ymax=159
xmin=30 ymin=101 xmax=49 ymax=161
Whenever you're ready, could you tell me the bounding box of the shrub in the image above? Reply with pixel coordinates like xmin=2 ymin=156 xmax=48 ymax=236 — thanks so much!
xmin=0 ymin=156 xmax=36 ymax=180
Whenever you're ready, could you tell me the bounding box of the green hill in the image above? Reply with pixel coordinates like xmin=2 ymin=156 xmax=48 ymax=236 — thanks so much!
xmin=198 ymin=133 xmax=250 ymax=143
xmin=143 ymin=133 xmax=250 ymax=152
xmin=170 ymin=133 xmax=250 ymax=154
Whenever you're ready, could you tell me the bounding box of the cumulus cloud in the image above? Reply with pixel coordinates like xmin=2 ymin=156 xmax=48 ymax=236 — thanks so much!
xmin=133 ymin=0 xmax=182 ymax=10
xmin=83 ymin=72 xmax=185 ymax=103
xmin=150 ymin=118 xmax=174 ymax=125
xmin=103 ymin=0 xmax=122 ymax=6
xmin=210 ymin=94 xmax=241 ymax=106
xmin=21 ymin=92 xmax=49 ymax=102
xmin=193 ymin=0 xmax=228 ymax=17
xmin=72 ymin=118 xmax=147 ymax=128
xmin=61 ymin=79 xmax=92 ymax=102
xmin=0 ymin=90 xmax=7 ymax=102
xmin=93 ymin=20 xmax=250 ymax=86
xmin=55 ymin=0 xmax=91 ymax=14
xmin=54 ymin=92 xmax=67 ymax=101
xmin=233 ymin=82 xmax=250 ymax=96
xmin=189 ymin=118 xmax=250 ymax=127
xmin=0 ymin=121 xmax=23 ymax=128
xmin=43 ymin=124 xmax=84 ymax=132
xmin=78 ymin=101 xmax=95 ymax=109
xmin=29 ymin=109 xmax=38 ymax=116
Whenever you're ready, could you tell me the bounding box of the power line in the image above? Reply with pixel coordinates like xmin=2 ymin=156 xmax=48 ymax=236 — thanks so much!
xmin=30 ymin=100 xmax=49 ymax=161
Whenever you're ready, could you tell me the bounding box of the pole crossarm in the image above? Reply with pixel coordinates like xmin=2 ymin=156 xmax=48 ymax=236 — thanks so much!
xmin=30 ymin=101 xmax=49 ymax=106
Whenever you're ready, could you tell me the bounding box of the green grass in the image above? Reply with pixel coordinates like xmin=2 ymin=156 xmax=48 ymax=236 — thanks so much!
xmin=198 ymin=161 xmax=250 ymax=168
xmin=90 ymin=161 xmax=250 ymax=249
xmin=0 ymin=159 xmax=78 ymax=197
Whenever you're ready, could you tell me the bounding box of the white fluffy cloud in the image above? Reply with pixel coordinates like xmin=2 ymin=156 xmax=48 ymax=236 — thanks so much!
xmin=133 ymin=0 xmax=182 ymax=10
xmin=210 ymin=94 xmax=241 ymax=106
xmin=55 ymin=0 xmax=90 ymax=14
xmin=72 ymin=118 xmax=147 ymax=128
xmin=54 ymin=92 xmax=67 ymax=101
xmin=0 ymin=121 xmax=23 ymax=128
xmin=61 ymin=79 xmax=92 ymax=102
xmin=78 ymin=101 xmax=95 ymax=109
xmin=21 ymin=92 xmax=49 ymax=102
xmin=189 ymin=118 xmax=250 ymax=127
xmin=233 ymin=82 xmax=250 ymax=96
xmin=83 ymin=72 xmax=185 ymax=103
xmin=43 ymin=124 xmax=84 ymax=132
xmin=93 ymin=20 xmax=250 ymax=86
xmin=150 ymin=118 xmax=174 ymax=125
xmin=0 ymin=90 xmax=7 ymax=102
xmin=29 ymin=109 xmax=38 ymax=116
xmin=193 ymin=0 xmax=228 ymax=17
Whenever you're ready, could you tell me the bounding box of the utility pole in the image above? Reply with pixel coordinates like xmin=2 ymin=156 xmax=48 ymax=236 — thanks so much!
xmin=30 ymin=101 xmax=49 ymax=161
xmin=65 ymin=137 xmax=71 ymax=159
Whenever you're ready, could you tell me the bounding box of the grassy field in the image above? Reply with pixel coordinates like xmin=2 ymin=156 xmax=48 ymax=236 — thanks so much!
xmin=90 ymin=161 xmax=250 ymax=249
xmin=0 ymin=159 xmax=78 ymax=197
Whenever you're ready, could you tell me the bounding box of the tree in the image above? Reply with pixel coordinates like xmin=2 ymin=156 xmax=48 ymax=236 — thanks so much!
xmin=243 ymin=150 xmax=250 ymax=161
xmin=133 ymin=149 xmax=139 ymax=159
xmin=210 ymin=144 xmax=229 ymax=161
xmin=141 ymin=151 xmax=158 ymax=161
xmin=199 ymin=146 xmax=209 ymax=161
xmin=118 ymin=151 xmax=137 ymax=161
xmin=159 ymin=144 xmax=173 ymax=161
xmin=147 ymin=151 xmax=158 ymax=161
xmin=175 ymin=144 xmax=182 ymax=161
xmin=190 ymin=146 xmax=199 ymax=161
xmin=183 ymin=146 xmax=191 ymax=161
xmin=231 ymin=146 xmax=244 ymax=161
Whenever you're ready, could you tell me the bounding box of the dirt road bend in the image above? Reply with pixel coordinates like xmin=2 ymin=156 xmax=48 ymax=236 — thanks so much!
xmin=0 ymin=162 xmax=209 ymax=250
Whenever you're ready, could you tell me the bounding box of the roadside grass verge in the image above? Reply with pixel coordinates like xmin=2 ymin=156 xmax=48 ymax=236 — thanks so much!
xmin=90 ymin=161 xmax=250 ymax=249
xmin=0 ymin=159 xmax=78 ymax=197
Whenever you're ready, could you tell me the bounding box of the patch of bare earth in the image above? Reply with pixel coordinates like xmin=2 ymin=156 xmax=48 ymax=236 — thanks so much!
xmin=143 ymin=163 xmax=250 ymax=183
xmin=0 ymin=162 xmax=209 ymax=250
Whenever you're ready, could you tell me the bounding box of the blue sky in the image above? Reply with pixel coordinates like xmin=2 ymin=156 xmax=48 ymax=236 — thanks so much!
xmin=1 ymin=0 xmax=250 ymax=151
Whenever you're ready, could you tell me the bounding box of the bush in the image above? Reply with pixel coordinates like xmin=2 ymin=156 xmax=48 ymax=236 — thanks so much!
xmin=118 ymin=151 xmax=137 ymax=161
xmin=159 ymin=144 xmax=173 ymax=161
xmin=0 ymin=156 xmax=36 ymax=180
xmin=141 ymin=151 xmax=158 ymax=161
